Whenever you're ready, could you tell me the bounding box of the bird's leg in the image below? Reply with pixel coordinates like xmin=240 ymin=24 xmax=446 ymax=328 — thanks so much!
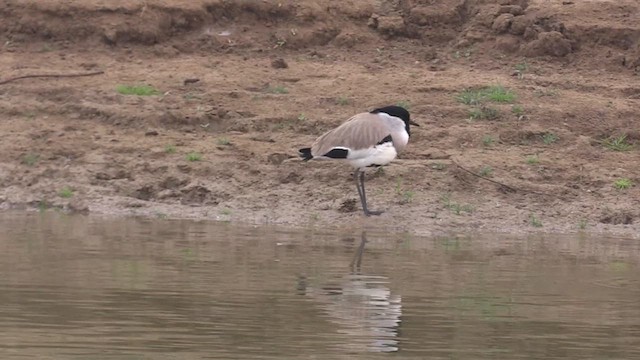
xmin=354 ymin=170 xmax=364 ymax=208
xmin=359 ymin=170 xmax=384 ymax=216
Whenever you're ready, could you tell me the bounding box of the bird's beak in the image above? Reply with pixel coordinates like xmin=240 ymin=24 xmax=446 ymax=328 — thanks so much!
xmin=409 ymin=120 xmax=420 ymax=127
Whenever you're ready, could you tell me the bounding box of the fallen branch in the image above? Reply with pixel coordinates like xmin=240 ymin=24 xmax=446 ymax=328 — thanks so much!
xmin=0 ymin=70 xmax=105 ymax=85
xmin=451 ymin=159 xmax=548 ymax=195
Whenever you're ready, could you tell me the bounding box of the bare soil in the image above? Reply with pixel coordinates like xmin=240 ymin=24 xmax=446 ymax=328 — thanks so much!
xmin=1 ymin=0 xmax=639 ymax=237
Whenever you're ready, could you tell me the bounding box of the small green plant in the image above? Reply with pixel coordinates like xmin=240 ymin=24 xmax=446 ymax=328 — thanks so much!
xmin=186 ymin=152 xmax=202 ymax=162
xmin=482 ymin=135 xmax=495 ymax=147
xmin=614 ymin=178 xmax=633 ymax=190
xmin=529 ymin=214 xmax=543 ymax=228
xmin=395 ymin=178 xmax=415 ymax=204
xmin=441 ymin=194 xmax=473 ymax=215
xmin=59 ymin=186 xmax=74 ymax=198
xmin=396 ymin=100 xmax=411 ymax=110
xmin=511 ymin=105 xmax=524 ymax=116
xmin=457 ymin=85 xmax=516 ymax=105
xmin=22 ymin=153 xmax=40 ymax=166
xmin=578 ymin=219 xmax=587 ymax=230
xmin=116 ymin=84 xmax=160 ymax=96
xmin=526 ymin=155 xmax=539 ymax=165
xmin=533 ymin=89 xmax=559 ymax=97
xmin=374 ymin=167 xmax=386 ymax=176
xmin=267 ymin=85 xmax=288 ymax=94
xmin=485 ymin=85 xmax=516 ymax=103
xmin=542 ymin=133 xmax=559 ymax=145
xmin=336 ymin=97 xmax=350 ymax=106
xmin=432 ymin=163 xmax=446 ymax=170
xmin=220 ymin=208 xmax=232 ymax=216
xmin=457 ymin=89 xmax=485 ymax=105
xmin=514 ymin=61 xmax=528 ymax=79
xmin=602 ymin=134 xmax=633 ymax=152
xmin=297 ymin=113 xmax=307 ymax=121
xmin=164 ymin=145 xmax=177 ymax=154
xmin=216 ymin=137 xmax=231 ymax=146
xmin=453 ymin=47 xmax=473 ymax=59
xmin=479 ymin=166 xmax=493 ymax=177
xmin=37 ymin=200 xmax=50 ymax=212
xmin=469 ymin=106 xmax=499 ymax=120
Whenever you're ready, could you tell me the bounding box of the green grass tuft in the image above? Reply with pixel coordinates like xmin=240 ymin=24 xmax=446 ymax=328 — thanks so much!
xmin=164 ymin=145 xmax=177 ymax=154
xmin=526 ymin=155 xmax=539 ymax=165
xmin=482 ymin=135 xmax=495 ymax=147
xmin=22 ymin=153 xmax=40 ymax=166
xmin=602 ymin=134 xmax=633 ymax=152
xmin=216 ymin=137 xmax=231 ymax=146
xmin=116 ymin=84 xmax=160 ymax=96
xmin=186 ymin=152 xmax=202 ymax=162
xmin=396 ymin=100 xmax=411 ymax=110
xmin=529 ymin=214 xmax=543 ymax=228
xmin=479 ymin=166 xmax=493 ymax=177
xmin=614 ymin=178 xmax=633 ymax=190
xmin=59 ymin=186 xmax=74 ymax=198
xmin=542 ymin=133 xmax=559 ymax=145
xmin=336 ymin=97 xmax=350 ymax=106
xmin=267 ymin=85 xmax=288 ymax=94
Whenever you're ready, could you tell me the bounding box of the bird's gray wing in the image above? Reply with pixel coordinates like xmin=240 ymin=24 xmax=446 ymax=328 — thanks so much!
xmin=311 ymin=113 xmax=393 ymax=157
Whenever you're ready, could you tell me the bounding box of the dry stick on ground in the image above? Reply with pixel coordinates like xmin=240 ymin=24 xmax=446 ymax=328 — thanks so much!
xmin=451 ymin=159 xmax=549 ymax=196
xmin=0 ymin=71 xmax=105 ymax=85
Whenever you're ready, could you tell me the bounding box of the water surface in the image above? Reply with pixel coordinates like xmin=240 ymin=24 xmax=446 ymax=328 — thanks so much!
xmin=1 ymin=212 xmax=639 ymax=359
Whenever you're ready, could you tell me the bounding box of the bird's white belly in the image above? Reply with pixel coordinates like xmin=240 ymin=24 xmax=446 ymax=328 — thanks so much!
xmin=347 ymin=142 xmax=398 ymax=169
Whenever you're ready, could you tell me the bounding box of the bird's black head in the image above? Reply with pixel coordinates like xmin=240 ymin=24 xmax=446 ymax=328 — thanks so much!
xmin=371 ymin=105 xmax=419 ymax=136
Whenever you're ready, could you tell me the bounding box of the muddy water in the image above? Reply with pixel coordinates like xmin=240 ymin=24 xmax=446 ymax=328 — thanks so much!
xmin=1 ymin=213 xmax=639 ymax=359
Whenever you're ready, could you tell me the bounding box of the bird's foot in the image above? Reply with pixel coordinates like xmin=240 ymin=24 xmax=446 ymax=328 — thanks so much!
xmin=364 ymin=209 xmax=385 ymax=216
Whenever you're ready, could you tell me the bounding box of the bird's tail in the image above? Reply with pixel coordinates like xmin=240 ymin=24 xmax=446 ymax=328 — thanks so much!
xmin=299 ymin=147 xmax=313 ymax=161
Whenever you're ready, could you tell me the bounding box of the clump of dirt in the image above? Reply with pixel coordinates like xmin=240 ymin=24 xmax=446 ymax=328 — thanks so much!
xmin=0 ymin=0 xmax=639 ymax=237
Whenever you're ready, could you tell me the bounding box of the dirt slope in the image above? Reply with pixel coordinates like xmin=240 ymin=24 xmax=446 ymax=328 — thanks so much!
xmin=1 ymin=0 xmax=639 ymax=237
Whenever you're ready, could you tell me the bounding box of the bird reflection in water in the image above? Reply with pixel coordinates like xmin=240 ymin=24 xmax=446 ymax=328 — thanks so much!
xmin=299 ymin=232 xmax=402 ymax=353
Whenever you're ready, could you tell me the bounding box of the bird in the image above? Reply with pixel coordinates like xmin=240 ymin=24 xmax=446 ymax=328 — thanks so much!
xmin=298 ymin=105 xmax=419 ymax=216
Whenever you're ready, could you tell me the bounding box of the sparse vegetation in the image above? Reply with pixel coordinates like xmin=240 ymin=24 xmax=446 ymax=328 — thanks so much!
xmin=578 ymin=219 xmax=588 ymax=230
xmin=336 ymin=96 xmax=350 ymax=106
xmin=453 ymin=47 xmax=473 ymax=59
xmin=267 ymin=85 xmax=289 ymax=94
xmin=442 ymin=194 xmax=473 ymax=215
xmin=297 ymin=113 xmax=307 ymax=121
xmin=457 ymin=89 xmax=485 ymax=106
xmin=526 ymin=155 xmax=539 ymax=165
xmin=186 ymin=152 xmax=202 ymax=162
xmin=217 ymin=137 xmax=231 ymax=146
xmin=22 ymin=153 xmax=39 ymax=166
xmin=164 ymin=145 xmax=177 ymax=154
xmin=395 ymin=178 xmax=415 ymax=204
xmin=432 ymin=163 xmax=446 ymax=170
xmin=602 ymin=134 xmax=633 ymax=152
xmin=511 ymin=105 xmax=524 ymax=117
xmin=533 ymin=88 xmax=559 ymax=97
xmin=529 ymin=214 xmax=543 ymax=228
xmin=482 ymin=135 xmax=495 ymax=147
xmin=396 ymin=100 xmax=411 ymax=110
xmin=220 ymin=208 xmax=232 ymax=216
xmin=58 ymin=186 xmax=74 ymax=198
xmin=469 ymin=106 xmax=499 ymax=120
xmin=116 ymin=84 xmax=160 ymax=96
xmin=479 ymin=166 xmax=493 ymax=177
xmin=614 ymin=178 xmax=633 ymax=190
xmin=484 ymin=86 xmax=516 ymax=103
xmin=514 ymin=61 xmax=528 ymax=79
xmin=542 ymin=133 xmax=559 ymax=145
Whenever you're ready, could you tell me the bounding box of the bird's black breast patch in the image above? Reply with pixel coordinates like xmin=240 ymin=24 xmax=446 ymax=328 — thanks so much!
xmin=323 ymin=148 xmax=349 ymax=159
xmin=377 ymin=135 xmax=393 ymax=145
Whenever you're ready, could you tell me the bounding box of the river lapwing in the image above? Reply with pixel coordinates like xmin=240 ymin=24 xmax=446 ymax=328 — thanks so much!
xmin=299 ymin=106 xmax=418 ymax=216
